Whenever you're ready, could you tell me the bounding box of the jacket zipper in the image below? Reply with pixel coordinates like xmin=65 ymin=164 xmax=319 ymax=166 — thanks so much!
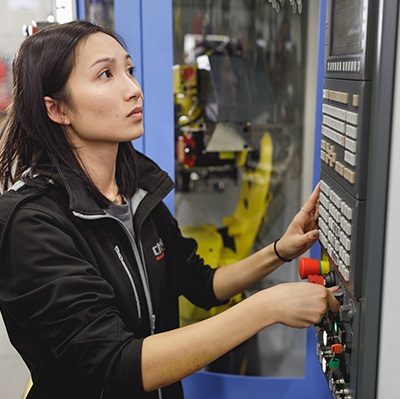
xmin=114 ymin=245 xmax=141 ymax=319
xmin=114 ymin=217 xmax=156 ymax=335
xmin=106 ymin=218 xmax=163 ymax=399
xmin=72 ymin=211 xmax=156 ymax=334
xmin=73 ymin=211 xmax=161 ymax=399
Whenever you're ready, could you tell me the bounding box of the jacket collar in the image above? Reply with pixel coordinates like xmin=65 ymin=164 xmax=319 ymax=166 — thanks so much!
xmin=61 ymin=151 xmax=175 ymax=216
xmin=0 ymin=151 xmax=175 ymax=253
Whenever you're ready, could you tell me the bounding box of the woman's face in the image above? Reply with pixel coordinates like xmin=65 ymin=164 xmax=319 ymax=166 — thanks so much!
xmin=62 ymin=32 xmax=144 ymax=150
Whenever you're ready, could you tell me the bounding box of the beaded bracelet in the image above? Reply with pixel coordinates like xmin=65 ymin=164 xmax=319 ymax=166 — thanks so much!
xmin=274 ymin=238 xmax=292 ymax=262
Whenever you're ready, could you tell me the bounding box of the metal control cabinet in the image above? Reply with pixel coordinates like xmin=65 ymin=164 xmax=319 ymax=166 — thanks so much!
xmin=311 ymin=1 xmax=399 ymax=398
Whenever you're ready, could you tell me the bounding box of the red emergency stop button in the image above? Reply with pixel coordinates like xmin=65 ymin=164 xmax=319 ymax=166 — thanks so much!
xmin=299 ymin=258 xmax=320 ymax=279
xmin=299 ymin=258 xmax=330 ymax=279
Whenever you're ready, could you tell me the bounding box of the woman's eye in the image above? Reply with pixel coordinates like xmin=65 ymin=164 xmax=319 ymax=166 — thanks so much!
xmin=127 ymin=66 xmax=135 ymax=76
xmin=99 ymin=70 xmax=112 ymax=79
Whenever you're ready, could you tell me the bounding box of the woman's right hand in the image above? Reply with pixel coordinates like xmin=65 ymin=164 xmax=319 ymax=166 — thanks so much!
xmin=259 ymin=282 xmax=341 ymax=329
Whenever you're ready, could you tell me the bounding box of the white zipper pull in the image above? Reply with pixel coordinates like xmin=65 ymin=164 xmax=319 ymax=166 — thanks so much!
xmin=151 ymin=314 xmax=156 ymax=332
xmin=114 ymin=245 xmax=122 ymax=259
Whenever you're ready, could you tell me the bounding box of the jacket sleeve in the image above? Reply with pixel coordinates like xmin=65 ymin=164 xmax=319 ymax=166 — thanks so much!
xmin=156 ymin=203 xmax=228 ymax=310
xmin=0 ymin=204 xmax=146 ymax=397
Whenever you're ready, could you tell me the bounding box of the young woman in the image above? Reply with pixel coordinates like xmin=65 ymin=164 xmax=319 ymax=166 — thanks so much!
xmin=0 ymin=20 xmax=339 ymax=399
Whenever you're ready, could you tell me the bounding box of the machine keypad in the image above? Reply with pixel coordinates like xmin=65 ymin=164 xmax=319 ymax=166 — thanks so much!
xmin=320 ymin=94 xmax=359 ymax=186
xmin=319 ymin=179 xmax=352 ymax=281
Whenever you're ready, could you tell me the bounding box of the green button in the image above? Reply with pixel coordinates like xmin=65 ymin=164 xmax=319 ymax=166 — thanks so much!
xmin=329 ymin=358 xmax=340 ymax=369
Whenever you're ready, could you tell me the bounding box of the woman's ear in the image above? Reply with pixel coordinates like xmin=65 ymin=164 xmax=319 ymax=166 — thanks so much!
xmin=44 ymin=96 xmax=70 ymax=125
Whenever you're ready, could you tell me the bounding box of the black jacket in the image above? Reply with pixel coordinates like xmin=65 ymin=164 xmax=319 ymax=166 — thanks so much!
xmin=0 ymin=153 xmax=223 ymax=399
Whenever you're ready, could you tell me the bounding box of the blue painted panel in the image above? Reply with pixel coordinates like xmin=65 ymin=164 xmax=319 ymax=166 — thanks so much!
xmin=76 ymin=0 xmax=86 ymax=19
xmin=140 ymin=0 xmax=175 ymax=211
xmin=312 ymin=0 xmax=326 ymax=187
xmin=114 ymin=0 xmax=144 ymax=154
xmin=311 ymin=0 xmax=326 ymax=260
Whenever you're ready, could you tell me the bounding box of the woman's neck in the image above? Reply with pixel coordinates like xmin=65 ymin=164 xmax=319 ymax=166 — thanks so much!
xmin=74 ymin=143 xmax=120 ymax=203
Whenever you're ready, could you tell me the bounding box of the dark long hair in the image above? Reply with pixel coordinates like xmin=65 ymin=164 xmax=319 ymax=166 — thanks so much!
xmin=0 ymin=20 xmax=139 ymax=205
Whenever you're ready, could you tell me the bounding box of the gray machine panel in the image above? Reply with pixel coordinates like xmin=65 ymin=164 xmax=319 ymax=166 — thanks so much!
xmin=320 ymin=79 xmax=372 ymax=200
xmin=314 ymin=0 xmax=398 ymax=398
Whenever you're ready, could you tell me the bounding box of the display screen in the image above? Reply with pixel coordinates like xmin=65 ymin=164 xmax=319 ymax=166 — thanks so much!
xmin=330 ymin=0 xmax=363 ymax=56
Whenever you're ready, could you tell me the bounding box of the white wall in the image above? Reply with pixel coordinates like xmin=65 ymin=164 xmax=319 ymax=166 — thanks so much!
xmin=0 ymin=0 xmax=53 ymax=58
xmin=376 ymin=8 xmax=400 ymax=398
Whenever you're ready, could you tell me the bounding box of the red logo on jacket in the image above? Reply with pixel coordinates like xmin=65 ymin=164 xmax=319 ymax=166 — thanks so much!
xmin=152 ymin=239 xmax=165 ymax=261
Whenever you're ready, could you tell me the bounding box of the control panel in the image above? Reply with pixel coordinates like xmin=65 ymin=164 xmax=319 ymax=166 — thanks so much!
xmin=300 ymin=55 xmax=374 ymax=398
xmin=300 ymin=85 xmax=370 ymax=399
xmin=298 ymin=1 xmax=382 ymax=397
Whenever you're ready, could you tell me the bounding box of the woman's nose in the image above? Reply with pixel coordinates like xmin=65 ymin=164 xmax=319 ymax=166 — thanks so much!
xmin=124 ymin=75 xmax=142 ymax=100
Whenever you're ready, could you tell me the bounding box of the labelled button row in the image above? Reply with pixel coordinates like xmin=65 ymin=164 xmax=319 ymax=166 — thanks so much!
xmin=327 ymin=59 xmax=361 ymax=73
xmin=321 ymin=128 xmax=357 ymax=160
xmin=323 ymin=114 xmax=346 ymax=134
xmin=320 ymin=228 xmax=351 ymax=275
xmin=322 ymin=103 xmax=347 ymax=122
xmin=323 ymin=88 xmax=349 ymax=104
xmin=340 ymin=230 xmax=351 ymax=252
xmin=322 ymin=126 xmax=345 ymax=148
xmin=319 ymin=179 xmax=354 ymax=281
xmin=319 ymin=216 xmax=352 ymax=276
xmin=322 ymin=128 xmax=357 ymax=156
xmin=319 ymin=201 xmax=352 ymax=239
xmin=320 ymin=180 xmax=353 ymax=220
xmin=322 ymin=103 xmax=359 ymax=127
xmin=320 ymin=184 xmax=340 ymax=209
xmin=338 ymin=261 xmax=350 ymax=282
xmin=328 ymin=202 xmax=341 ymax=224
xmin=320 ymin=142 xmax=357 ymax=185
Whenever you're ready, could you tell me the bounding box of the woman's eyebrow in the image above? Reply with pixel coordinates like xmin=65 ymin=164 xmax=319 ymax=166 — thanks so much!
xmin=90 ymin=54 xmax=132 ymax=68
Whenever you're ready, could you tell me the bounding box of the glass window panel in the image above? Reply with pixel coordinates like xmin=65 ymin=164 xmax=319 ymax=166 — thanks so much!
xmin=86 ymin=0 xmax=114 ymax=29
xmin=173 ymin=0 xmax=308 ymax=378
